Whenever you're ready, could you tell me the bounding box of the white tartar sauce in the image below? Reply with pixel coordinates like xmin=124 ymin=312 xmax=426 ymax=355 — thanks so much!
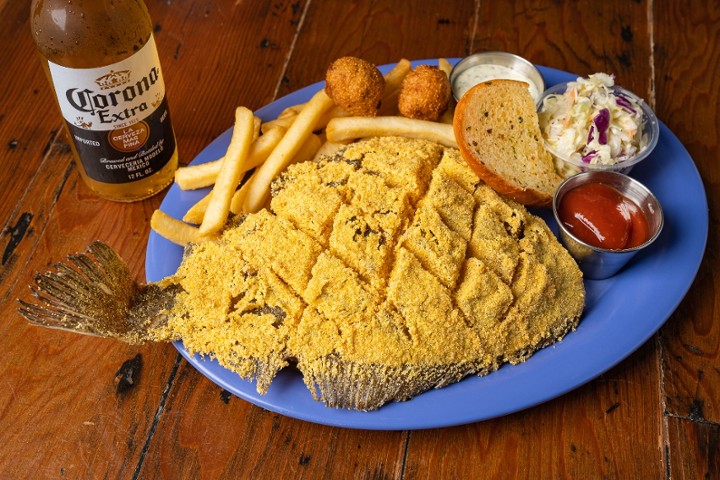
xmin=453 ymin=64 xmax=540 ymax=101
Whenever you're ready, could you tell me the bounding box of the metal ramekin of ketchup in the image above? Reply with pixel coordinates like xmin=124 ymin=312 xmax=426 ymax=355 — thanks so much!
xmin=552 ymin=171 xmax=664 ymax=279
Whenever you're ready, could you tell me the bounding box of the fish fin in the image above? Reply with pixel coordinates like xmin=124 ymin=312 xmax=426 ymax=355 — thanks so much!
xmin=18 ymin=241 xmax=179 ymax=344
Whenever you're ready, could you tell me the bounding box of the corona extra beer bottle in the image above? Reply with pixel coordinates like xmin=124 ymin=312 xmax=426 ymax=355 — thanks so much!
xmin=30 ymin=0 xmax=178 ymax=202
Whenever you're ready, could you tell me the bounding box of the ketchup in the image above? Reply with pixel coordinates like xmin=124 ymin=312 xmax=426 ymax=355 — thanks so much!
xmin=558 ymin=182 xmax=650 ymax=250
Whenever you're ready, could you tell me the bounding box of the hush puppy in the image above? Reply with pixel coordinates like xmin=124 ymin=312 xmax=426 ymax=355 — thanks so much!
xmin=325 ymin=56 xmax=385 ymax=117
xmin=398 ymin=65 xmax=451 ymax=121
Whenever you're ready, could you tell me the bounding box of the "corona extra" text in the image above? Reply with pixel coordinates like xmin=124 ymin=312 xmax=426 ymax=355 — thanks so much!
xmin=64 ymin=67 xmax=160 ymax=124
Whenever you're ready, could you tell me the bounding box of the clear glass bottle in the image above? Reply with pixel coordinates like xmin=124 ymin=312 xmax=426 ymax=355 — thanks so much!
xmin=30 ymin=0 xmax=178 ymax=202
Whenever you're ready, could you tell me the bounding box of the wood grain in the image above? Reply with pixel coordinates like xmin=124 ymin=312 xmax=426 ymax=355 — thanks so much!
xmin=652 ymin=1 xmax=720 ymax=477
xmin=279 ymin=0 xmax=474 ymax=95
xmin=0 ymin=134 xmax=179 ymax=477
xmin=654 ymin=0 xmax=720 ymax=419
xmin=137 ymin=362 xmax=408 ymax=478
xmin=0 ymin=0 xmax=61 ymax=233
xmin=666 ymin=415 xmax=720 ymax=479
xmin=473 ymin=1 xmax=653 ymax=96
xmin=147 ymin=0 xmax=310 ymax=165
xmin=404 ymin=342 xmax=664 ymax=479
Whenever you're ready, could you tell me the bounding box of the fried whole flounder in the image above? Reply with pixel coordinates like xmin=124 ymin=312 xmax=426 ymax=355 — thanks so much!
xmin=20 ymin=136 xmax=585 ymax=411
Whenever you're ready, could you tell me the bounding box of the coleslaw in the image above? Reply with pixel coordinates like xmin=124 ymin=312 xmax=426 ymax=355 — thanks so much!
xmin=538 ymin=73 xmax=650 ymax=175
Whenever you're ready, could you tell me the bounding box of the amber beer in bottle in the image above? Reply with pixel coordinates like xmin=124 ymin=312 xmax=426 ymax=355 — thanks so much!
xmin=30 ymin=0 xmax=178 ymax=202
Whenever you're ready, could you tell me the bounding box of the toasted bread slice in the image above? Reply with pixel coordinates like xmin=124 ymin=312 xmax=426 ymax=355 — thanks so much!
xmin=453 ymin=79 xmax=561 ymax=207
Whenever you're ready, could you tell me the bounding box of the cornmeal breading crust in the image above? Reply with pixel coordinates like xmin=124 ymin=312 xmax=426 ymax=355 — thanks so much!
xmin=156 ymin=136 xmax=585 ymax=411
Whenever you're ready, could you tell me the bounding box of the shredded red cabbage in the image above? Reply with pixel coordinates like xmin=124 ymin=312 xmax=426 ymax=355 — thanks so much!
xmin=615 ymin=93 xmax=637 ymax=114
xmin=582 ymin=150 xmax=597 ymax=163
xmin=587 ymin=124 xmax=595 ymax=143
xmin=593 ymin=108 xmax=610 ymax=144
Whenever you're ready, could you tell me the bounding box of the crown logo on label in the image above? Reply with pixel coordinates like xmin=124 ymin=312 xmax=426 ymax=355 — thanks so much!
xmin=75 ymin=116 xmax=92 ymax=128
xmin=95 ymin=70 xmax=131 ymax=90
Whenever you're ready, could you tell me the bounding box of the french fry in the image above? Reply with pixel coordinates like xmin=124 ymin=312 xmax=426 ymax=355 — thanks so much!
xmin=437 ymin=58 xmax=456 ymax=124
xmin=182 ymin=194 xmax=210 ymax=225
xmin=313 ymin=104 xmax=347 ymax=130
xmin=183 ymin=128 xmax=283 ymax=222
xmin=233 ymin=133 xmax=322 ymax=214
xmin=261 ymin=104 xmax=305 ymax=133
xmin=438 ymin=57 xmax=453 ymax=77
xmin=379 ymin=59 xmax=454 ymax=119
xmin=151 ymin=210 xmax=207 ymax=247
xmin=264 ymin=104 xmax=349 ymax=134
xmin=175 ymin=162 xmax=222 ymax=191
xmin=261 ymin=115 xmax=296 ymax=134
xmin=326 ymin=115 xmax=457 ymax=148
xmin=199 ymin=106 xmax=256 ymax=236
xmin=251 ymin=116 xmax=261 ymax=140
xmin=312 ymin=140 xmax=345 ymax=162
xmin=377 ymin=59 xmax=412 ymax=116
xmin=278 ymin=103 xmax=305 ymax=119
xmin=289 ymin=133 xmax=323 ymax=166
xmin=175 ymin=127 xmax=284 ymax=190
xmin=228 ymin=175 xmax=253 ymax=216
xmin=242 ymin=89 xmax=335 ymax=213
xmin=439 ymin=108 xmax=455 ymax=124
xmin=383 ymin=58 xmax=412 ymax=93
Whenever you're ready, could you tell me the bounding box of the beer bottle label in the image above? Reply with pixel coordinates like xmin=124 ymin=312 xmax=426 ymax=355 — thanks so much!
xmin=47 ymin=36 xmax=175 ymax=184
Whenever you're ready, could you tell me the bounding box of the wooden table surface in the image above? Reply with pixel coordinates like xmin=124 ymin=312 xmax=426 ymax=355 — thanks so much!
xmin=1 ymin=0 xmax=718 ymax=478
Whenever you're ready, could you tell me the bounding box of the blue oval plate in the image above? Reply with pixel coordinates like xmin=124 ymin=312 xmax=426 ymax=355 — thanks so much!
xmin=146 ymin=60 xmax=708 ymax=430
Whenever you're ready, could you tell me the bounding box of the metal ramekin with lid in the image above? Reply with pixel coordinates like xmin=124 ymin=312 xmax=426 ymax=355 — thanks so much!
xmin=450 ymin=51 xmax=545 ymax=102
